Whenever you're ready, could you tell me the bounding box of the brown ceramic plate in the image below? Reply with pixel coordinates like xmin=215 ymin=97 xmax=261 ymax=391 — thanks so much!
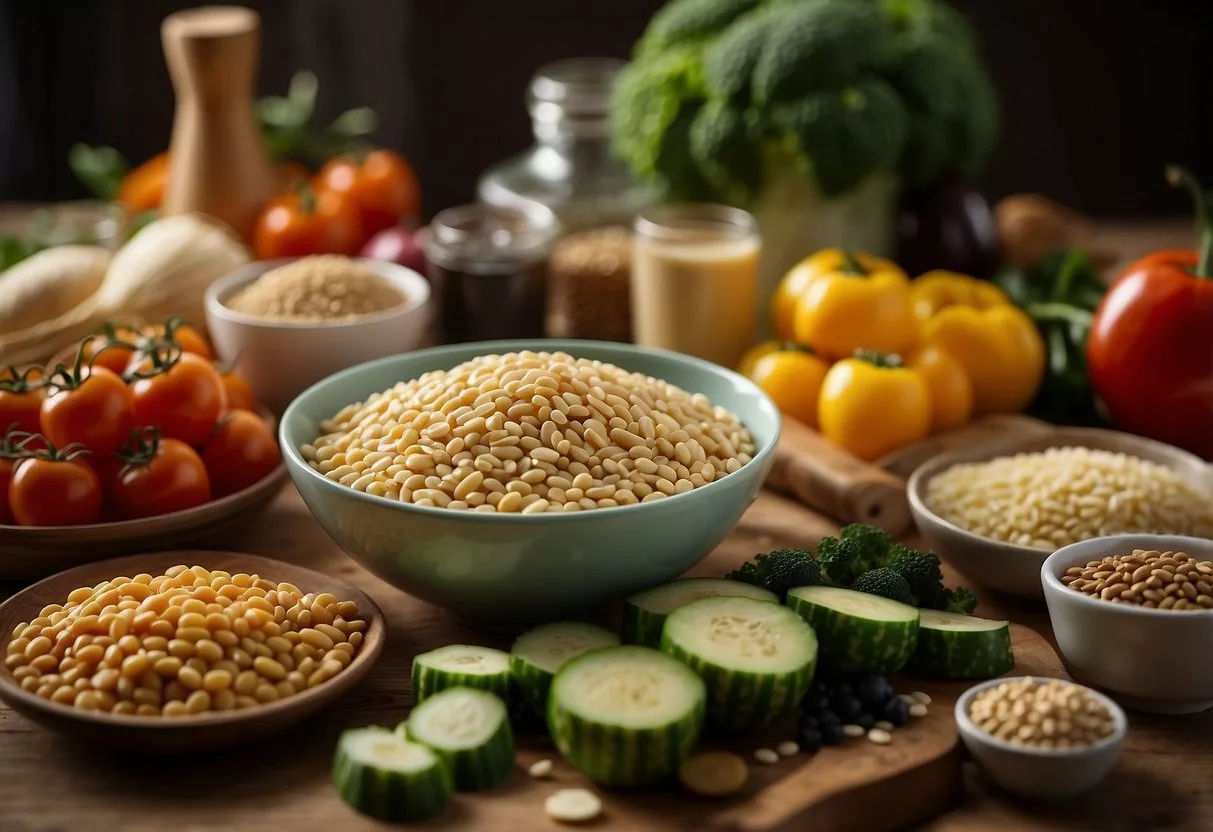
xmin=0 ymin=463 xmax=288 ymax=581
xmin=0 ymin=551 xmax=385 ymax=753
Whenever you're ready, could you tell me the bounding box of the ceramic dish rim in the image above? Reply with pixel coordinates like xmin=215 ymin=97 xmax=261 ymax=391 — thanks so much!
xmin=279 ymin=337 xmax=782 ymax=524
xmin=1041 ymin=533 xmax=1213 ymax=619
xmin=953 ymin=675 xmax=1128 ymax=759
xmin=204 ymin=256 xmax=432 ymax=331
xmin=906 ymin=427 xmax=1213 ymax=561
xmin=0 ymin=551 xmax=385 ymax=729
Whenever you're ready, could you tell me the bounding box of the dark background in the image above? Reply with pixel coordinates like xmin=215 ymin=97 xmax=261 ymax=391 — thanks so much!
xmin=0 ymin=0 xmax=1209 ymax=220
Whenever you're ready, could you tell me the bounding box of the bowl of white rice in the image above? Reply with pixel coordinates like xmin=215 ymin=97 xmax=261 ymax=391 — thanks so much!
xmin=907 ymin=428 xmax=1213 ymax=600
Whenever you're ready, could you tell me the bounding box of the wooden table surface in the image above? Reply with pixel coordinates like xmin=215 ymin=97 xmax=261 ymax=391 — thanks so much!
xmin=1 ymin=485 xmax=1210 ymax=832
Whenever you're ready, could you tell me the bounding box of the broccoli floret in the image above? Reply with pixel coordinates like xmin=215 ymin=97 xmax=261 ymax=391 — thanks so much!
xmin=887 ymin=544 xmax=946 ymax=607
xmin=690 ymin=100 xmax=762 ymax=202
xmin=837 ymin=523 xmax=894 ymax=572
xmin=637 ymin=0 xmax=760 ymax=56
xmin=701 ymin=5 xmax=779 ymax=102
xmin=814 ymin=536 xmax=866 ymax=587
xmin=943 ymin=587 xmax=979 ymax=615
xmin=725 ymin=548 xmax=822 ymax=600
xmin=851 ymin=569 xmax=915 ymax=606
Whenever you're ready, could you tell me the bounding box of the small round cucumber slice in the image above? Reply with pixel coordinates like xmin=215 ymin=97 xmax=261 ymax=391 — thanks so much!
xmin=660 ymin=595 xmax=817 ymax=731
xmin=510 ymin=622 xmax=619 ymax=712
xmin=548 ymin=645 xmax=705 ymax=787
xmin=787 ymin=585 xmax=920 ymax=674
xmin=412 ymin=644 xmax=511 ymax=703
xmin=623 ymin=578 xmax=779 ymax=648
xmin=332 ymin=727 xmax=452 ymax=822
xmin=907 ymin=610 xmax=1014 ymax=680
xmin=403 ymin=687 xmax=515 ymax=791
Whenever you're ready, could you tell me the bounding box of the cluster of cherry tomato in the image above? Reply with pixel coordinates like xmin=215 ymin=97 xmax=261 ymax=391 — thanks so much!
xmin=0 ymin=318 xmax=281 ymax=527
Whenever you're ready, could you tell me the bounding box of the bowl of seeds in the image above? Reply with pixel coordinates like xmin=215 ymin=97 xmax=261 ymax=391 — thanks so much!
xmin=955 ymin=676 xmax=1126 ymax=801
xmin=205 ymin=255 xmax=432 ymax=414
xmin=1042 ymin=534 xmax=1213 ymax=715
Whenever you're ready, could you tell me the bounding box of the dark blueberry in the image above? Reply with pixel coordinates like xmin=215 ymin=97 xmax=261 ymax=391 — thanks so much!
xmin=856 ymin=675 xmax=895 ymax=708
xmin=854 ymin=711 xmax=876 ymax=730
xmin=837 ymin=695 xmax=863 ymax=719
xmin=830 ymin=681 xmax=854 ymax=701
xmin=801 ymin=693 xmax=831 ymax=714
xmin=882 ymin=696 xmax=910 ymax=727
xmin=798 ymin=713 xmax=819 ymax=731
xmin=808 ymin=679 xmax=829 ymax=698
xmin=817 ymin=710 xmax=842 ymax=730
xmin=796 ymin=726 xmax=823 ymax=754
xmin=820 ymin=720 xmax=846 ymax=746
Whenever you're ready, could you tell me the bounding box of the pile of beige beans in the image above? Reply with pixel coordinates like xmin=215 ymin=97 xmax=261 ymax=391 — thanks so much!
xmin=1062 ymin=549 xmax=1213 ymax=610
xmin=302 ymin=350 xmax=756 ymax=513
xmin=969 ymin=678 xmax=1117 ymax=750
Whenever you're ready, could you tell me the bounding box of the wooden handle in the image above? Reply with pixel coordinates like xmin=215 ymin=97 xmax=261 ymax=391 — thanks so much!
xmin=161 ymin=6 xmax=260 ymax=104
xmin=767 ymin=418 xmax=911 ymax=536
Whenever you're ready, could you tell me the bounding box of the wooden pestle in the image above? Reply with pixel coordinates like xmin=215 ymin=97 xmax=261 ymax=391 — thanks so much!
xmin=160 ymin=5 xmax=279 ymax=243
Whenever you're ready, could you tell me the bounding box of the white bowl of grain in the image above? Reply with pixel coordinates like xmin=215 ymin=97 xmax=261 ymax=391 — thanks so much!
xmin=205 ymin=255 xmax=431 ymax=414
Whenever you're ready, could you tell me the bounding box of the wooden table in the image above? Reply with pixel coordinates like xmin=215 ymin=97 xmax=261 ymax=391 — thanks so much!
xmin=1 ymin=484 xmax=1210 ymax=831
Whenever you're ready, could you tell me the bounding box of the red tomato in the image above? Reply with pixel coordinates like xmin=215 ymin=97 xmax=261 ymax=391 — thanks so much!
xmin=220 ymin=370 xmax=258 ymax=413
xmin=0 ymin=366 xmax=45 ymax=436
xmin=128 ymin=352 xmax=226 ymax=447
xmin=110 ymin=437 xmax=211 ymax=520
xmin=252 ymin=187 xmax=365 ymax=260
xmin=315 ymin=150 xmax=420 ymax=238
xmin=0 ymin=457 xmax=16 ymax=524
xmin=9 ymin=456 xmax=102 ymax=526
xmin=40 ymin=366 xmax=135 ymax=456
xmin=201 ymin=410 xmax=281 ymax=497
xmin=140 ymin=321 xmax=213 ymax=360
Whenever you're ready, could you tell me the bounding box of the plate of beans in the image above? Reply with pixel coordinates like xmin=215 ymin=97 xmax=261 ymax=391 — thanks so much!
xmin=0 ymin=551 xmax=385 ymax=752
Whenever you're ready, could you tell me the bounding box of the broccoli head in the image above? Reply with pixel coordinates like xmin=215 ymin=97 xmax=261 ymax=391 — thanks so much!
xmin=850 ymin=568 xmax=915 ymax=606
xmin=725 ymin=547 xmax=822 ymax=600
xmin=887 ymin=543 xmax=946 ymax=607
xmin=837 ymin=523 xmax=894 ymax=572
xmin=636 ymin=0 xmax=760 ymax=57
xmin=814 ymin=535 xmax=866 ymax=587
xmin=943 ymin=587 xmax=979 ymax=615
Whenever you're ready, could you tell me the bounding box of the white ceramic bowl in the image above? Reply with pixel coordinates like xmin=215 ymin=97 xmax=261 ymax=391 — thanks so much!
xmin=204 ymin=258 xmax=431 ymax=414
xmin=955 ymin=676 xmax=1127 ymax=801
xmin=1042 ymin=534 xmax=1213 ymax=714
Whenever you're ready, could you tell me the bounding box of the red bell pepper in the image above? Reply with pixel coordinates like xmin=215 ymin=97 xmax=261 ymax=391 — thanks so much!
xmin=1087 ymin=167 xmax=1213 ymax=459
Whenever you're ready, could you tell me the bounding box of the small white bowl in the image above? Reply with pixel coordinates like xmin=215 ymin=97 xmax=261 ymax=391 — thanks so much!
xmin=955 ymin=676 xmax=1126 ymax=801
xmin=1042 ymin=534 xmax=1213 ymax=714
xmin=204 ymin=258 xmax=431 ymax=414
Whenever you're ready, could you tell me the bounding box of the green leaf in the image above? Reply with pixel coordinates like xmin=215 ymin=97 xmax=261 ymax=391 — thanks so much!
xmin=287 ymin=71 xmax=318 ymax=117
xmin=68 ymin=143 xmax=128 ymax=202
xmin=328 ymin=107 xmax=377 ymax=138
xmin=256 ymin=96 xmax=303 ymax=127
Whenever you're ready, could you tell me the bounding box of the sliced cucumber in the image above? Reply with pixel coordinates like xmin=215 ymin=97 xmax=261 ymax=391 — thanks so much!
xmin=510 ymin=621 xmax=619 ymax=712
xmin=412 ymin=644 xmax=511 ymax=703
xmin=332 ymin=726 xmax=452 ymax=822
xmin=623 ymin=578 xmax=780 ymax=648
xmin=547 ymin=645 xmax=705 ymax=787
xmin=402 ymin=687 xmax=515 ymax=791
xmin=907 ymin=610 xmax=1015 ymax=680
xmin=659 ymin=595 xmax=817 ymax=731
xmin=786 ymin=586 xmax=920 ymax=674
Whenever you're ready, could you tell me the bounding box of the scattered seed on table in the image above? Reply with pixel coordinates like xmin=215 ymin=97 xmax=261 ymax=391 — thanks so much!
xmin=545 ymin=788 xmax=602 ymax=823
xmin=753 ymin=748 xmax=780 ymax=765
xmin=775 ymin=740 xmax=800 ymax=757
xmin=529 ymin=759 xmax=553 ymax=779
xmin=679 ymin=751 xmax=749 ymax=797
xmin=898 ymin=694 xmax=917 ymax=706
xmin=868 ymin=729 xmax=892 ymax=745
xmin=909 ymin=703 xmax=929 ymax=718
xmin=874 ymin=720 xmax=894 ymax=731
xmin=911 ymin=691 xmax=932 ymax=706
xmin=842 ymin=724 xmax=866 ymax=738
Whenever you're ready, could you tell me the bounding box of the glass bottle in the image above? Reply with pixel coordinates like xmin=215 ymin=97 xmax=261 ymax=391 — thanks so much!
xmin=477 ymin=58 xmax=653 ymax=233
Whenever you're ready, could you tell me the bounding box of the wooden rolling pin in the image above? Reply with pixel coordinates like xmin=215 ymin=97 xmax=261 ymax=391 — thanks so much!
xmin=767 ymin=414 xmax=1055 ymax=535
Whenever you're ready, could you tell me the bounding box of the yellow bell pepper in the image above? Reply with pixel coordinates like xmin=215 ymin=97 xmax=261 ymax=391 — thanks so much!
xmin=747 ymin=345 xmax=830 ymax=428
xmin=786 ymin=250 xmax=917 ymax=360
xmin=912 ymin=272 xmax=1046 ymax=415
xmin=772 ymin=248 xmax=907 ymax=338
xmin=737 ymin=340 xmax=781 ymax=377
xmin=818 ymin=352 xmax=931 ymax=461
xmin=907 ymin=345 xmax=974 ymax=433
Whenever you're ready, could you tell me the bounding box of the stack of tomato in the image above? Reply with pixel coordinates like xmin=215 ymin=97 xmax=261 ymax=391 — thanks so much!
xmin=0 ymin=317 xmax=281 ymax=527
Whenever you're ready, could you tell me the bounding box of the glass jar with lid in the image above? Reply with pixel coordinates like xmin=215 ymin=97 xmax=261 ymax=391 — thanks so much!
xmin=477 ymin=57 xmax=653 ymax=233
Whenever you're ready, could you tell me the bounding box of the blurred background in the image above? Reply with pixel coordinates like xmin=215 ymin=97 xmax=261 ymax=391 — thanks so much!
xmin=1 ymin=0 xmax=1210 ymax=219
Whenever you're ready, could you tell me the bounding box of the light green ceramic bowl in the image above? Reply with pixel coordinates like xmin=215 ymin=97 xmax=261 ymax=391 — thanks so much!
xmin=280 ymin=340 xmax=780 ymax=628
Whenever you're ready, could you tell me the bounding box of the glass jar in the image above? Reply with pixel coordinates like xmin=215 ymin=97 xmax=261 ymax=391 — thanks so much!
xmin=424 ymin=203 xmax=559 ymax=343
xmin=477 ymin=58 xmax=653 ymax=234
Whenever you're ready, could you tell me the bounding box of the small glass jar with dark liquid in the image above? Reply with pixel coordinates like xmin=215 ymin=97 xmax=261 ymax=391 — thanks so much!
xmin=424 ymin=203 xmax=559 ymax=343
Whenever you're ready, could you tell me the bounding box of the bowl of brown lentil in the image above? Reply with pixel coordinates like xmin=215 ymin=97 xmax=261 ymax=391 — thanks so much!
xmin=0 ymin=551 xmax=385 ymax=752
xmin=954 ymin=676 xmax=1126 ymax=801
xmin=907 ymin=428 xmax=1213 ymax=600
xmin=278 ymin=340 xmax=780 ymax=628
xmin=205 ymin=255 xmax=432 ymax=414
xmin=1042 ymin=534 xmax=1213 ymax=715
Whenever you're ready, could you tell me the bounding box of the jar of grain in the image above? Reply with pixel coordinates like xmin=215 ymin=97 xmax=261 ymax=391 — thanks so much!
xmin=548 ymin=226 xmax=633 ymax=341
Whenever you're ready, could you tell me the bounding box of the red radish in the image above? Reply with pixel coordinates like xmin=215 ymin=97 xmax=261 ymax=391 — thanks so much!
xmin=360 ymin=225 xmax=429 ymax=278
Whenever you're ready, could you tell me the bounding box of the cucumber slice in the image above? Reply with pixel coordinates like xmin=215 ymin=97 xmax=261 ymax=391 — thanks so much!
xmin=787 ymin=586 xmax=920 ymax=674
xmin=510 ymin=622 xmax=619 ymax=712
xmin=623 ymin=578 xmax=780 ymax=648
xmin=412 ymin=644 xmax=511 ymax=703
xmin=402 ymin=687 xmax=515 ymax=791
xmin=660 ymin=595 xmax=817 ymax=731
xmin=332 ymin=727 xmax=452 ymax=822
xmin=548 ymin=645 xmax=705 ymax=787
xmin=907 ymin=610 xmax=1015 ymax=680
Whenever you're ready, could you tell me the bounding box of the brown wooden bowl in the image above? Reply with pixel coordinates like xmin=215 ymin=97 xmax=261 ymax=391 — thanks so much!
xmin=0 ymin=463 xmax=288 ymax=582
xmin=0 ymin=551 xmax=385 ymax=754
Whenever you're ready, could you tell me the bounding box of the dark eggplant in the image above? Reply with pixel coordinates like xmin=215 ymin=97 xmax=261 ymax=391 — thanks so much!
xmin=896 ymin=175 xmax=999 ymax=278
